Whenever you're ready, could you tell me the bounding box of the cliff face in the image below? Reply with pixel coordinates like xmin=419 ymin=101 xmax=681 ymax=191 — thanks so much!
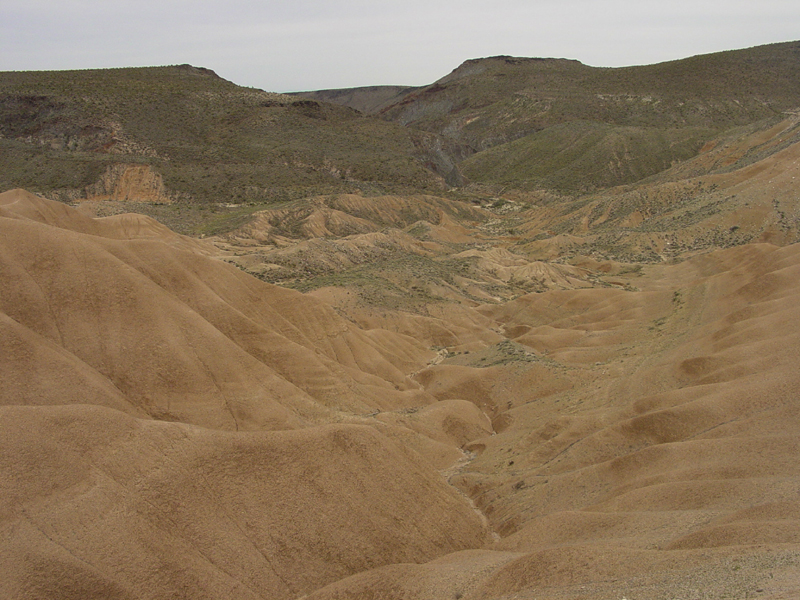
xmin=38 ymin=163 xmax=176 ymax=204
xmin=85 ymin=163 xmax=172 ymax=203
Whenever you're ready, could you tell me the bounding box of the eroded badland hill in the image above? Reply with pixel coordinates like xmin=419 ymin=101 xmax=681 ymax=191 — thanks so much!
xmin=3 ymin=42 xmax=800 ymax=599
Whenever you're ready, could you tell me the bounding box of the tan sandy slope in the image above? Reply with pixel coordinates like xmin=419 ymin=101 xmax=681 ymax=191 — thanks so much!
xmin=0 ymin=406 xmax=491 ymax=600
xmin=4 ymin=186 xmax=800 ymax=599
xmin=304 ymin=242 xmax=800 ymax=599
xmin=1 ymin=189 xmax=444 ymax=429
xmin=0 ymin=188 xmax=498 ymax=599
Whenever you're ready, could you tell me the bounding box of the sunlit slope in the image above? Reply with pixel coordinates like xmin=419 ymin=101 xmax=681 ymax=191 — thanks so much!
xmin=464 ymin=243 xmax=800 ymax=538
xmin=0 ymin=187 xmax=507 ymax=600
xmin=4 ymin=185 xmax=800 ymax=598
xmin=461 ymin=122 xmax=714 ymax=192
xmin=0 ymin=189 xmax=438 ymax=429
xmin=304 ymin=241 xmax=800 ymax=599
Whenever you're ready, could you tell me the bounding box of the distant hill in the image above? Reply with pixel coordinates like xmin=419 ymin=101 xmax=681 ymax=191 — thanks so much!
xmin=372 ymin=41 xmax=800 ymax=191
xmin=0 ymin=65 xmax=445 ymax=210
xmin=288 ymin=85 xmax=419 ymax=115
xmin=3 ymin=41 xmax=800 ymax=225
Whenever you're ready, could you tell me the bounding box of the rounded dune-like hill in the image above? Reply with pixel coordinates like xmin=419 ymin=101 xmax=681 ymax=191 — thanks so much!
xmin=0 ymin=189 xmax=440 ymax=429
xmin=5 ymin=188 xmax=800 ymax=599
xmin=0 ymin=404 xmax=492 ymax=600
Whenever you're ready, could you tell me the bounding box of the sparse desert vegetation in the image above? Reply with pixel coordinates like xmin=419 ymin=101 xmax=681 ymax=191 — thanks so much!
xmin=3 ymin=41 xmax=800 ymax=600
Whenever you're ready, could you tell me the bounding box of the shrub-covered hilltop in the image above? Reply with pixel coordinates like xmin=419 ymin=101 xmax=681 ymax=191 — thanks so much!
xmin=306 ymin=41 xmax=800 ymax=192
xmin=3 ymin=41 xmax=800 ymax=237
xmin=0 ymin=65 xmax=445 ymax=208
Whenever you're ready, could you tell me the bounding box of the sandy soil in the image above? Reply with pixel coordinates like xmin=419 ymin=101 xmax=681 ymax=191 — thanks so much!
xmin=3 ymin=184 xmax=800 ymax=599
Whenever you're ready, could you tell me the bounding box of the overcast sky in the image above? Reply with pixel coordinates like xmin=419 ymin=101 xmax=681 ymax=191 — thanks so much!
xmin=2 ymin=0 xmax=799 ymax=92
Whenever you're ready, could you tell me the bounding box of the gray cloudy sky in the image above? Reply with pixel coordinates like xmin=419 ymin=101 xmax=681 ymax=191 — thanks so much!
xmin=2 ymin=0 xmax=799 ymax=92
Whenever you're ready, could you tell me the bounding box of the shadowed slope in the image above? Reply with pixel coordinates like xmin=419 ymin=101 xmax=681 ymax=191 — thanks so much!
xmin=0 ymin=405 xmax=491 ymax=600
xmin=289 ymin=85 xmax=420 ymax=115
